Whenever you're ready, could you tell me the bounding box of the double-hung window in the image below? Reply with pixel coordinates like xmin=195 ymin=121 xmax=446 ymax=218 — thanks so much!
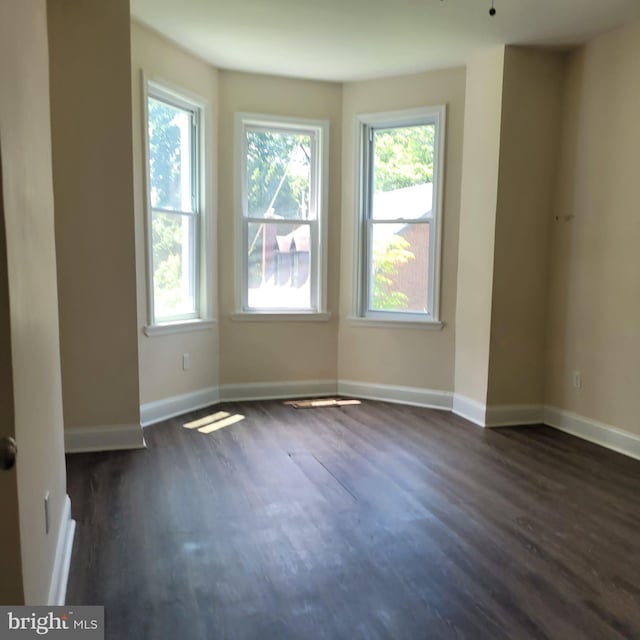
xmin=145 ymin=81 xmax=205 ymax=326
xmin=236 ymin=114 xmax=329 ymax=316
xmin=356 ymin=106 xmax=445 ymax=324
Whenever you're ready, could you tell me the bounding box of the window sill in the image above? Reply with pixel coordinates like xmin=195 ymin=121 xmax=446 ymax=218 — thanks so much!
xmin=230 ymin=311 xmax=331 ymax=323
xmin=143 ymin=319 xmax=216 ymax=337
xmin=346 ymin=317 xmax=444 ymax=330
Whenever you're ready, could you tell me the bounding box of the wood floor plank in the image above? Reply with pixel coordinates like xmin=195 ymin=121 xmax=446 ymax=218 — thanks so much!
xmin=66 ymin=400 xmax=640 ymax=639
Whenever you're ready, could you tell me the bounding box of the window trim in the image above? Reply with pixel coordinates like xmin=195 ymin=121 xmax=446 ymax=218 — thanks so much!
xmin=234 ymin=112 xmax=329 ymax=318
xmin=354 ymin=105 xmax=446 ymax=325
xmin=143 ymin=75 xmax=213 ymax=332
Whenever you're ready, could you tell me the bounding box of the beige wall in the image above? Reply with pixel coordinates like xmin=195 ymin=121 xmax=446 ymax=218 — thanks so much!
xmin=453 ymin=48 xmax=504 ymax=404
xmin=48 ymin=0 xmax=141 ymax=433
xmin=545 ymin=21 xmax=640 ymax=435
xmin=218 ymin=71 xmax=342 ymax=385
xmin=338 ymin=67 xmax=466 ymax=389
xmin=45 ymin=10 xmax=638 ymax=445
xmin=1 ymin=0 xmax=67 ymax=603
xmin=131 ymin=22 xmax=219 ymax=404
xmin=0 ymin=164 xmax=21 ymax=602
xmin=487 ymin=48 xmax=565 ymax=406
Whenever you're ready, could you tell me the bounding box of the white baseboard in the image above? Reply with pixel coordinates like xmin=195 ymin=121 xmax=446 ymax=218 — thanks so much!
xmin=141 ymin=386 xmax=220 ymax=427
xmin=544 ymin=406 xmax=640 ymax=461
xmin=64 ymin=424 xmax=146 ymax=453
xmin=452 ymin=394 xmax=486 ymax=426
xmin=219 ymin=379 xmax=337 ymax=402
xmin=485 ymin=404 xmax=544 ymax=428
xmin=48 ymin=495 xmax=75 ymax=606
xmin=338 ymin=380 xmax=452 ymax=410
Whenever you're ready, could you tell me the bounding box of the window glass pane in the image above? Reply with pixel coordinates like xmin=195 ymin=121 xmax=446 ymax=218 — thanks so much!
xmin=247 ymin=221 xmax=312 ymax=309
xmin=370 ymin=222 xmax=430 ymax=313
xmin=152 ymin=211 xmax=197 ymax=319
xmin=148 ymin=97 xmax=194 ymax=212
xmin=246 ymin=129 xmax=313 ymax=220
xmin=371 ymin=124 xmax=434 ymax=221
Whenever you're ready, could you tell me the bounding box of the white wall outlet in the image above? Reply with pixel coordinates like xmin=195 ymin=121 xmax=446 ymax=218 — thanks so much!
xmin=573 ymin=370 xmax=582 ymax=389
xmin=182 ymin=353 xmax=190 ymax=371
xmin=44 ymin=491 xmax=50 ymax=535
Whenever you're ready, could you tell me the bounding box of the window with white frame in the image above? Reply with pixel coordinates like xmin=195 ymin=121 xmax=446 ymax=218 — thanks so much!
xmin=237 ymin=114 xmax=328 ymax=314
xmin=356 ymin=106 xmax=445 ymax=323
xmin=146 ymin=81 xmax=204 ymax=325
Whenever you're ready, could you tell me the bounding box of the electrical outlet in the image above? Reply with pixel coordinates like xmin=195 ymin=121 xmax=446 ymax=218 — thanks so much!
xmin=182 ymin=353 xmax=190 ymax=371
xmin=573 ymin=370 xmax=582 ymax=389
xmin=44 ymin=492 xmax=50 ymax=535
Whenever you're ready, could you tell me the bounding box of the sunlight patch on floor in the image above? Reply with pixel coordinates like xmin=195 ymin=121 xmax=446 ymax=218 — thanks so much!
xmin=183 ymin=411 xmax=230 ymax=429
xmin=284 ymin=398 xmax=361 ymax=409
xmin=198 ymin=414 xmax=245 ymax=434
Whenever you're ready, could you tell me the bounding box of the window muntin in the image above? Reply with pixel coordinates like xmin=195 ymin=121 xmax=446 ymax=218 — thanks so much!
xmin=147 ymin=86 xmax=201 ymax=323
xmin=238 ymin=116 xmax=327 ymax=313
xmin=359 ymin=108 xmax=445 ymax=322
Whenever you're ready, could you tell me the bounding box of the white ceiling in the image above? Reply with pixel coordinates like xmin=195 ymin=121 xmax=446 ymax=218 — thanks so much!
xmin=131 ymin=0 xmax=640 ymax=82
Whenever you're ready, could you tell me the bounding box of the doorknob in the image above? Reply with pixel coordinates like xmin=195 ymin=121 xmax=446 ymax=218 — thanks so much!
xmin=0 ymin=436 xmax=17 ymax=470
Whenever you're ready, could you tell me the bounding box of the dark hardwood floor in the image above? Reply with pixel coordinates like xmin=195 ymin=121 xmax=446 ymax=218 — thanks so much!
xmin=66 ymin=400 xmax=640 ymax=640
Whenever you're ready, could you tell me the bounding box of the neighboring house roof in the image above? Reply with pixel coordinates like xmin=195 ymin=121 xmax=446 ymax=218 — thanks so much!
xmin=372 ymin=183 xmax=432 ymax=221
xmin=276 ymin=224 xmax=310 ymax=253
xmin=373 ymin=183 xmax=433 ymax=242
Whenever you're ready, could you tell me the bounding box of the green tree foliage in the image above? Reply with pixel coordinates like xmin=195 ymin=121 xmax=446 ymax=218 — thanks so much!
xmin=148 ymin=98 xmax=186 ymax=210
xmin=148 ymin=98 xmax=189 ymax=315
xmin=246 ymin=131 xmax=311 ymax=285
xmin=246 ymin=131 xmax=310 ymax=219
xmin=374 ymin=124 xmax=434 ymax=193
xmin=372 ymin=234 xmax=414 ymax=310
xmin=151 ymin=213 xmax=188 ymax=314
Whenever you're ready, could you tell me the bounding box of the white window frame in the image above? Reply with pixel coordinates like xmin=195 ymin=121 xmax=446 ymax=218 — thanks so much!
xmin=143 ymin=77 xmax=213 ymax=334
xmin=354 ymin=105 xmax=446 ymax=327
xmin=233 ymin=113 xmax=330 ymax=320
